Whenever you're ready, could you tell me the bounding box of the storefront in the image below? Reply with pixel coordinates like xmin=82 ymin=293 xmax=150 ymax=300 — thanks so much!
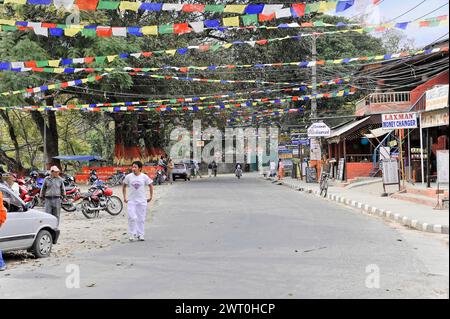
xmin=419 ymin=106 xmax=449 ymax=185
xmin=326 ymin=115 xmax=383 ymax=181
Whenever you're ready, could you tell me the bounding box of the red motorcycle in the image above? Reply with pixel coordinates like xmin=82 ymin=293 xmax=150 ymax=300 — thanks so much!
xmin=79 ymin=181 xmax=123 ymax=219
xmin=61 ymin=184 xmax=82 ymax=212
xmin=17 ymin=178 xmax=42 ymax=208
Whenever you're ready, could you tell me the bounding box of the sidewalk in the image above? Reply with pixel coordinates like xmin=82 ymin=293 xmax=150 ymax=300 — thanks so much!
xmin=263 ymin=175 xmax=449 ymax=235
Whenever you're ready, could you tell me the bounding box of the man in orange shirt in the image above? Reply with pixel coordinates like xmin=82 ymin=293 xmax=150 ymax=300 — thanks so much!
xmin=0 ymin=190 xmax=7 ymax=271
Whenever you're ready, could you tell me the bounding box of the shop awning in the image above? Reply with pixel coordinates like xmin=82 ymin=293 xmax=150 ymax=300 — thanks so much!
xmin=327 ymin=117 xmax=371 ymax=143
xmin=364 ymin=127 xmax=394 ymax=139
xmin=53 ymin=155 xmax=105 ymax=162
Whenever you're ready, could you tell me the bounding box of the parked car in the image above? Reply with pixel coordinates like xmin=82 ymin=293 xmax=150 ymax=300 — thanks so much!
xmin=180 ymin=159 xmax=198 ymax=176
xmin=172 ymin=163 xmax=191 ymax=181
xmin=0 ymin=184 xmax=60 ymax=258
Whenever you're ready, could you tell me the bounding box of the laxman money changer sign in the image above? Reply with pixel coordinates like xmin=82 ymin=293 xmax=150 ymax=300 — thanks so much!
xmin=382 ymin=112 xmax=418 ymax=130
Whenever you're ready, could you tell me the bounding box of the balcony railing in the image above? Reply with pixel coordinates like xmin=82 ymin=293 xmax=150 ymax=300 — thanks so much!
xmin=355 ymin=92 xmax=411 ymax=115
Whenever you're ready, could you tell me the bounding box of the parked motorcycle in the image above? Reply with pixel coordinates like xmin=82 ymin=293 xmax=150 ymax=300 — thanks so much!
xmin=61 ymin=183 xmax=82 ymax=212
xmin=87 ymin=169 xmax=99 ymax=186
xmin=79 ymin=181 xmax=123 ymax=219
xmin=106 ymin=170 xmax=126 ymax=187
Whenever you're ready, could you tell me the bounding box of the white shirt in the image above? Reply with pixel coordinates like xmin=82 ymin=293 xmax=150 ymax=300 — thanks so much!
xmin=270 ymin=162 xmax=276 ymax=170
xmin=123 ymin=173 xmax=153 ymax=203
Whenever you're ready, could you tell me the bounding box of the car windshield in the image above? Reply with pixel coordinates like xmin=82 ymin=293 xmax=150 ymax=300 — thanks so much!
xmin=174 ymin=164 xmax=185 ymax=169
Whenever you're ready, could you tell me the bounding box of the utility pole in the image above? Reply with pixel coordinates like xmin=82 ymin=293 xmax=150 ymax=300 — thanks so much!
xmin=310 ymin=34 xmax=318 ymax=120
xmin=43 ymin=113 xmax=47 ymax=171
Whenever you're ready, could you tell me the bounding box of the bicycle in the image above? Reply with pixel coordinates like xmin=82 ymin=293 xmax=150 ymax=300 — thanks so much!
xmin=319 ymin=172 xmax=330 ymax=197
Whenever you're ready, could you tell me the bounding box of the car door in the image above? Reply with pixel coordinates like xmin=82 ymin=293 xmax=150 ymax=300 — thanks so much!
xmin=0 ymin=188 xmax=37 ymax=251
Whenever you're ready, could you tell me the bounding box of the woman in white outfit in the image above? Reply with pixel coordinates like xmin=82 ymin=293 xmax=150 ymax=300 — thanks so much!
xmin=122 ymin=161 xmax=154 ymax=241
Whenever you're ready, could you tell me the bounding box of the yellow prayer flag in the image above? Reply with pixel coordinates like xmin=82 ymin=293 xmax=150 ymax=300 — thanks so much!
xmin=224 ymin=5 xmax=247 ymax=13
xmin=64 ymin=27 xmax=82 ymax=37
xmin=374 ymin=55 xmax=384 ymax=60
xmin=141 ymin=26 xmax=158 ymax=35
xmin=4 ymin=0 xmax=27 ymax=5
xmin=223 ymin=16 xmax=240 ymax=27
xmin=119 ymin=1 xmax=141 ymax=12
xmin=165 ymin=50 xmax=176 ymax=56
xmin=0 ymin=19 xmax=16 ymax=26
xmin=48 ymin=60 xmax=60 ymax=67
xmin=53 ymin=68 xmax=64 ymax=73
xmin=107 ymin=55 xmax=117 ymax=62
xmin=47 ymin=85 xmax=56 ymax=90
xmin=333 ymin=59 xmax=343 ymax=64
xmin=222 ymin=43 xmax=233 ymax=49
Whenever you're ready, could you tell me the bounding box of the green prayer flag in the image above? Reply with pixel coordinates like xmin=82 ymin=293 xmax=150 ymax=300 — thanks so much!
xmin=95 ymin=56 xmax=107 ymax=64
xmin=36 ymin=60 xmax=49 ymax=67
xmin=204 ymin=4 xmax=225 ymax=12
xmin=158 ymin=24 xmax=174 ymax=34
xmin=81 ymin=28 xmax=97 ymax=37
xmin=242 ymin=14 xmax=258 ymax=26
xmin=97 ymin=1 xmax=120 ymax=10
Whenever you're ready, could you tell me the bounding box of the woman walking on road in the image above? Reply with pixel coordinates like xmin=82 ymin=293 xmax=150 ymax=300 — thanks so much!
xmin=277 ymin=159 xmax=284 ymax=180
xmin=123 ymin=161 xmax=154 ymax=242
xmin=167 ymin=158 xmax=174 ymax=185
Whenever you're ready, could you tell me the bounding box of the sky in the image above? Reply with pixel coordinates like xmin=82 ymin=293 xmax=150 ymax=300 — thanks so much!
xmin=334 ymin=0 xmax=449 ymax=48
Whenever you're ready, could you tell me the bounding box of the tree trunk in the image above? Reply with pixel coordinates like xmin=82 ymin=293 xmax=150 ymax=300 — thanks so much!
xmin=31 ymin=110 xmax=60 ymax=169
xmin=113 ymin=113 xmax=165 ymax=165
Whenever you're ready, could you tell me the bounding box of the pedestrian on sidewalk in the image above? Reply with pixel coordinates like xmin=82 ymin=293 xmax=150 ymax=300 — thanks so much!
xmin=270 ymin=160 xmax=276 ymax=177
xmin=0 ymin=189 xmax=7 ymax=271
xmin=167 ymin=158 xmax=174 ymax=185
xmin=195 ymin=161 xmax=202 ymax=178
xmin=123 ymin=161 xmax=154 ymax=242
xmin=277 ymin=159 xmax=284 ymax=180
xmin=208 ymin=162 xmax=213 ymax=178
xmin=40 ymin=166 xmax=65 ymax=226
xmin=212 ymin=161 xmax=218 ymax=177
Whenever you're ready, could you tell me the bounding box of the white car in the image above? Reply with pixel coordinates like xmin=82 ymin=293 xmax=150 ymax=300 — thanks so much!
xmin=0 ymin=184 xmax=60 ymax=258
xmin=172 ymin=163 xmax=191 ymax=181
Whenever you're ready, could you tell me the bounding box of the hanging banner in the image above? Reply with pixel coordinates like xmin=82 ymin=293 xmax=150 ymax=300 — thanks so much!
xmin=382 ymin=112 xmax=418 ymax=129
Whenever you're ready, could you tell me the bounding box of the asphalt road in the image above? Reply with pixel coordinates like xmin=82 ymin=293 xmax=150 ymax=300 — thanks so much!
xmin=0 ymin=175 xmax=448 ymax=298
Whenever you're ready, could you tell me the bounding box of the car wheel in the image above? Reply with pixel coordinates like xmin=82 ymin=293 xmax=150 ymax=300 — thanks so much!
xmin=31 ymin=230 xmax=53 ymax=258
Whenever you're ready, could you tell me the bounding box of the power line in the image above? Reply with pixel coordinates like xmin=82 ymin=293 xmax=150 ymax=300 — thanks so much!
xmin=386 ymin=0 xmax=428 ymax=23
xmin=412 ymin=2 xmax=449 ymax=21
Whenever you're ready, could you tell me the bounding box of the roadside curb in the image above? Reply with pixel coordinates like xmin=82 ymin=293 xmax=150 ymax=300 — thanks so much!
xmin=263 ymin=177 xmax=449 ymax=235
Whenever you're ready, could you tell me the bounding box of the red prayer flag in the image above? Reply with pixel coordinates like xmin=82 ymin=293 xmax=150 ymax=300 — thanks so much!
xmin=75 ymin=0 xmax=99 ymax=10
xmin=291 ymin=3 xmax=306 ymax=17
xmin=96 ymin=27 xmax=112 ymax=37
xmin=182 ymin=4 xmax=205 ymax=12
xmin=174 ymin=23 xmax=192 ymax=34
xmin=259 ymin=13 xmax=275 ymax=22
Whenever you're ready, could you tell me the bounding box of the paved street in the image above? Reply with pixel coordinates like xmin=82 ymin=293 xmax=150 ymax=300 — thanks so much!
xmin=0 ymin=175 xmax=448 ymax=298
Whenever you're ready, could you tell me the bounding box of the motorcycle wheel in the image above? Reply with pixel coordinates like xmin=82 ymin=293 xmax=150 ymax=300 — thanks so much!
xmin=106 ymin=196 xmax=123 ymax=216
xmin=81 ymin=199 xmax=97 ymax=219
xmin=61 ymin=201 xmax=77 ymax=212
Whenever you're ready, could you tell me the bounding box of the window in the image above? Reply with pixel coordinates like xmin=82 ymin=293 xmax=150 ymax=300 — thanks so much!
xmin=1 ymin=188 xmax=24 ymax=213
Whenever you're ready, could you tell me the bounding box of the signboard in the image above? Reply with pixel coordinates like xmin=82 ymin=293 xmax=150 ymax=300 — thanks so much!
xmin=293 ymin=149 xmax=299 ymax=156
xmin=307 ymin=123 xmax=331 ymax=137
xmin=437 ymin=150 xmax=449 ymax=184
xmin=426 ymin=85 xmax=449 ymax=111
xmin=196 ymin=141 xmax=205 ymax=147
xmin=306 ymin=167 xmax=317 ymax=183
xmin=337 ymin=158 xmax=345 ymax=181
xmin=291 ymin=139 xmax=310 ymax=146
xmin=382 ymin=112 xmax=418 ymax=129
xmin=301 ymin=162 xmax=308 ymax=177
xmin=278 ymin=149 xmax=293 ymax=154
xmin=310 ymin=138 xmax=321 ymax=161
xmin=382 ymin=159 xmax=400 ymax=185
xmin=421 ymin=108 xmax=449 ymax=128
xmin=380 ymin=147 xmax=391 ymax=161
xmin=279 ymin=153 xmax=293 ymax=159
